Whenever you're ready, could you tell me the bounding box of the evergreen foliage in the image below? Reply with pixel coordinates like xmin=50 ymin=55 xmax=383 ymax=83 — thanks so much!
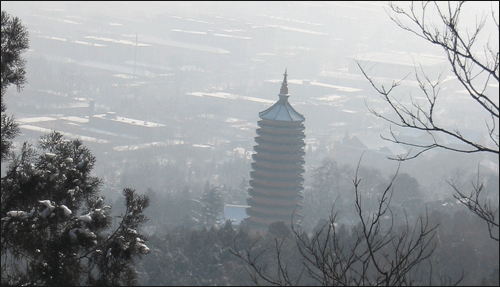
xmin=1 ymin=10 xmax=28 ymax=161
xmin=1 ymin=132 xmax=150 ymax=285
xmin=1 ymin=10 xmax=28 ymax=96
xmin=199 ymin=182 xmax=224 ymax=228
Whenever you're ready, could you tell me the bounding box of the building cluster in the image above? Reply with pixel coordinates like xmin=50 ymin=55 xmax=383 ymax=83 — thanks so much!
xmin=4 ymin=2 xmax=497 ymax=231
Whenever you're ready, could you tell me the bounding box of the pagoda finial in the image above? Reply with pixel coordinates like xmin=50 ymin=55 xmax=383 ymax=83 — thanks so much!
xmin=279 ymin=69 xmax=288 ymax=95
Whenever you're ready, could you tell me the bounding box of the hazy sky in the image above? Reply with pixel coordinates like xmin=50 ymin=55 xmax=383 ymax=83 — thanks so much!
xmin=3 ymin=1 xmax=497 ymax=41
xmin=2 ymin=1 xmax=496 ymax=17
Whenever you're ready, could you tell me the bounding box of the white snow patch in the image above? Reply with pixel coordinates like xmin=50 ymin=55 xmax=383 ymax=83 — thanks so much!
xmin=60 ymin=205 xmax=72 ymax=217
xmin=39 ymin=200 xmax=53 ymax=207
xmin=45 ymin=153 xmax=56 ymax=158
xmin=77 ymin=214 xmax=92 ymax=223
xmin=7 ymin=210 xmax=28 ymax=218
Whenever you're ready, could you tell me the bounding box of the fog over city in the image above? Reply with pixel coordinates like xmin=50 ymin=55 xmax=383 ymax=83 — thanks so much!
xmin=1 ymin=1 xmax=498 ymax=286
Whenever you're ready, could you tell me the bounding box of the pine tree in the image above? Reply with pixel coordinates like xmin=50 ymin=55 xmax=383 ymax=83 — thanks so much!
xmin=1 ymin=10 xmax=29 ymax=161
xmin=1 ymin=132 xmax=150 ymax=285
xmin=199 ymin=182 xmax=224 ymax=228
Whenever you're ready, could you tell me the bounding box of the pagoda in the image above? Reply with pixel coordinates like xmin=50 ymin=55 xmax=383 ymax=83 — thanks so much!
xmin=246 ymin=70 xmax=306 ymax=231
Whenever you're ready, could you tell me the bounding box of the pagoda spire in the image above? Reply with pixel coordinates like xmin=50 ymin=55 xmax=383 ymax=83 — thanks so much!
xmin=279 ymin=69 xmax=288 ymax=95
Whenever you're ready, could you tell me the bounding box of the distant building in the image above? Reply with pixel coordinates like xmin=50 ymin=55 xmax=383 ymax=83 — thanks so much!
xmin=223 ymin=204 xmax=250 ymax=226
xmin=245 ymin=70 xmax=306 ymax=231
xmin=348 ymin=51 xmax=448 ymax=80
xmin=90 ymin=111 xmax=167 ymax=142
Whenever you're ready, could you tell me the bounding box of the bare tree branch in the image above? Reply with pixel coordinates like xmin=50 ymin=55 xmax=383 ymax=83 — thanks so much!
xmin=229 ymin=155 xmax=463 ymax=285
xmin=449 ymin=165 xmax=499 ymax=241
xmin=359 ymin=0 xmax=499 ymax=250
xmin=360 ymin=2 xmax=499 ymax=161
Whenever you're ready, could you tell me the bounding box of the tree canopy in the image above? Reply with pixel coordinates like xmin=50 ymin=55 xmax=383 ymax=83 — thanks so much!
xmin=1 ymin=10 xmax=29 ymax=161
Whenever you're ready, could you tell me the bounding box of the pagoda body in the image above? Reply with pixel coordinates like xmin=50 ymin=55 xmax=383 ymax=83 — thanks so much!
xmin=246 ymin=70 xmax=306 ymax=231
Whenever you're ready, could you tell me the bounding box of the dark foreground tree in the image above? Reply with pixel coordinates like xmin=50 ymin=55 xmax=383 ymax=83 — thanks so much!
xmin=1 ymin=10 xmax=29 ymax=161
xmin=1 ymin=132 xmax=150 ymax=285
xmin=358 ymin=1 xmax=499 ymax=241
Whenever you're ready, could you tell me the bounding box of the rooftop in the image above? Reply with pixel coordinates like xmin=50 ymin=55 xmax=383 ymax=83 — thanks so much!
xmin=125 ymin=34 xmax=230 ymax=54
xmin=351 ymin=51 xmax=447 ymax=67
xmin=93 ymin=114 xmax=165 ymax=128
xmin=19 ymin=124 xmax=109 ymax=144
xmin=265 ymin=78 xmax=363 ymax=93
xmin=259 ymin=70 xmax=305 ymax=122
xmin=187 ymin=91 xmax=275 ymax=104
xmin=223 ymin=204 xmax=249 ymax=225
xmin=259 ymin=96 xmax=305 ymax=122
xmin=84 ymin=36 xmax=151 ymax=47
xmin=17 ymin=116 xmax=57 ymax=124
